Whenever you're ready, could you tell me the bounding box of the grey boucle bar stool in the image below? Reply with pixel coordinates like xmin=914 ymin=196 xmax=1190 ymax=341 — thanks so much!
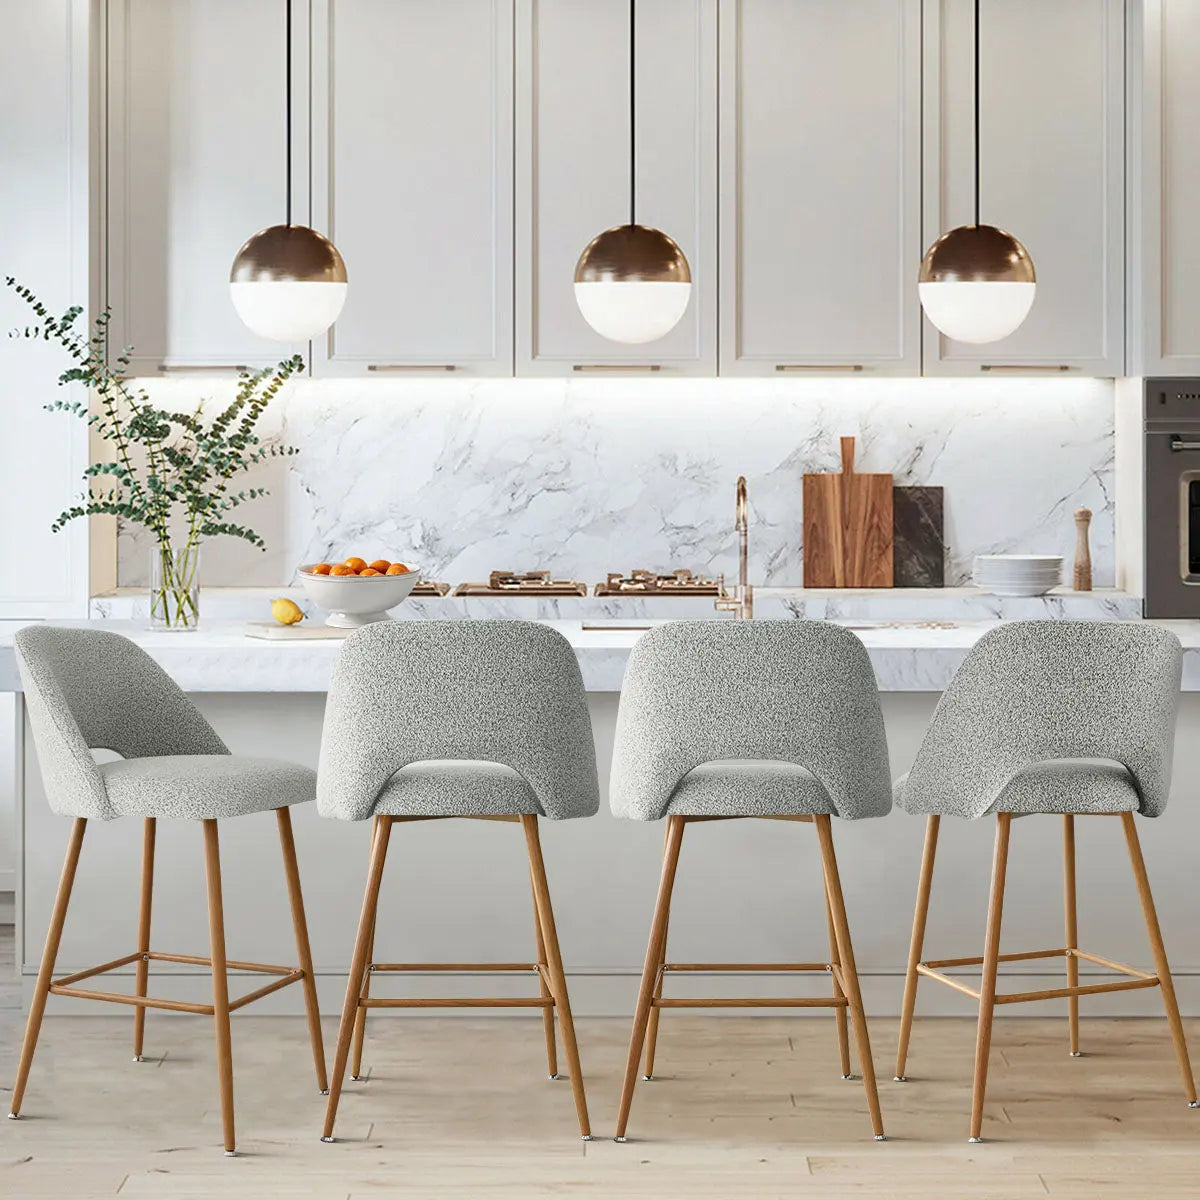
xmin=609 ymin=620 xmax=892 ymax=1142
xmin=316 ymin=619 xmax=599 ymax=1142
xmin=9 ymin=627 xmax=327 ymax=1155
xmin=893 ymin=620 xmax=1198 ymax=1142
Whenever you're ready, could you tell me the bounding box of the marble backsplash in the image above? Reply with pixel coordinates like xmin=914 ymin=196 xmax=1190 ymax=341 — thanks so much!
xmin=115 ymin=375 xmax=1116 ymax=592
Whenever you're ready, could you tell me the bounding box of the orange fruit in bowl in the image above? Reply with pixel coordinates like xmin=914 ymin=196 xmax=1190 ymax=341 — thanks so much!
xmin=329 ymin=564 xmax=356 ymax=576
xmin=310 ymin=563 xmax=332 ymax=576
xmin=386 ymin=562 xmax=410 ymax=575
xmin=344 ymin=557 xmax=367 ymax=572
xmin=368 ymin=559 xmax=391 ymax=573
xmin=359 ymin=568 xmax=382 ymax=576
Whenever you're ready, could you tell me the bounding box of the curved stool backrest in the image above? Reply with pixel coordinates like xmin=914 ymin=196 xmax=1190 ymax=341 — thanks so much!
xmin=610 ymin=620 xmax=891 ymax=821
xmin=318 ymin=620 xmax=599 ymax=821
xmin=901 ymin=621 xmax=1182 ymax=819
xmin=14 ymin=626 xmax=228 ymax=819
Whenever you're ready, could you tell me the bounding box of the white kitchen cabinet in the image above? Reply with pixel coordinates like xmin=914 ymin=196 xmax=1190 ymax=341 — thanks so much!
xmin=1132 ymin=0 xmax=1200 ymax=375
xmin=516 ymin=0 xmax=717 ymax=376
xmin=718 ymin=0 xmax=922 ymax=376
xmin=105 ymin=0 xmax=307 ymax=374
xmin=922 ymin=0 xmax=1125 ymax=375
xmin=310 ymin=0 xmax=513 ymax=377
xmin=0 ymin=0 xmax=92 ymax=618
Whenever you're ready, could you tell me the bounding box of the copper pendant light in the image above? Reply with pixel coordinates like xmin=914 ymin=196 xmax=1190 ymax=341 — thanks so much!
xmin=573 ymin=0 xmax=692 ymax=344
xmin=230 ymin=1 xmax=347 ymax=342
xmin=918 ymin=0 xmax=1035 ymax=344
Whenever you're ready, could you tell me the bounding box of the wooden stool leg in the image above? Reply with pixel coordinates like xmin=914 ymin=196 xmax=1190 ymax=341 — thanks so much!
xmin=133 ymin=817 xmax=156 ymax=1062
xmin=350 ymin=819 xmax=382 ymax=1082
xmin=642 ymin=823 xmax=673 ymax=1081
xmin=523 ymin=815 xmax=591 ymax=1139
xmin=969 ymin=812 xmax=1011 ymax=1142
xmin=896 ymin=815 xmax=939 ymax=1081
xmin=276 ymin=807 xmax=328 ymax=1094
xmin=1063 ymin=814 xmax=1081 ymax=1057
xmin=530 ymin=865 xmax=558 ymax=1079
xmin=9 ymin=818 xmax=86 ymax=1119
xmin=815 ymin=815 xmax=885 ymax=1141
xmin=615 ymin=815 xmax=685 ymax=1142
xmin=323 ymin=816 xmax=393 ymax=1142
xmin=1121 ymin=812 xmax=1199 ymax=1107
xmin=822 ymin=864 xmax=852 ymax=1079
xmin=202 ymin=820 xmax=236 ymax=1155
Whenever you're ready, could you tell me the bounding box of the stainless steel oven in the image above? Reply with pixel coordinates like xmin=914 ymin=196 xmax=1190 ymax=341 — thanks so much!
xmin=1145 ymin=378 xmax=1200 ymax=617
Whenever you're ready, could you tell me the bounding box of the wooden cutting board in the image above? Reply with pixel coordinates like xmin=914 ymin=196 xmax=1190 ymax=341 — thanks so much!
xmin=803 ymin=436 xmax=894 ymax=587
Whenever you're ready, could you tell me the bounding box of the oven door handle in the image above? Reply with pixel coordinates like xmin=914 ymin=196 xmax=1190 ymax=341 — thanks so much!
xmin=1170 ymin=438 xmax=1200 ymax=452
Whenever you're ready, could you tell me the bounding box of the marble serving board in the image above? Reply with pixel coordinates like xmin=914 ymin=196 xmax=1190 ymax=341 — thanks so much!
xmin=893 ymin=486 xmax=945 ymax=588
xmin=244 ymin=621 xmax=354 ymax=640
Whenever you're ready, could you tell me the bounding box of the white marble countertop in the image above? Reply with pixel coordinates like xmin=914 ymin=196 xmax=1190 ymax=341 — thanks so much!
xmin=3 ymin=617 xmax=1200 ymax=693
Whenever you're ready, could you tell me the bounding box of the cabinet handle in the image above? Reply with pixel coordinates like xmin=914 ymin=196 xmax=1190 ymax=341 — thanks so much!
xmin=775 ymin=363 xmax=864 ymax=373
xmin=157 ymin=363 xmax=249 ymax=373
xmin=367 ymin=363 xmax=458 ymax=372
xmin=979 ymin=364 xmax=1071 ymax=373
xmin=1170 ymin=438 xmax=1200 ymax=452
xmin=572 ymin=363 xmax=662 ymax=373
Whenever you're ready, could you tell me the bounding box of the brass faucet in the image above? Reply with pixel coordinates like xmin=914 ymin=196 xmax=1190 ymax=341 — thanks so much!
xmin=714 ymin=475 xmax=753 ymax=620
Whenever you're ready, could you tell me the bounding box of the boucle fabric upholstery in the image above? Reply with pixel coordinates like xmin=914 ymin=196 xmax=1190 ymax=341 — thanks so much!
xmin=317 ymin=620 xmax=599 ymax=821
xmin=610 ymin=621 xmax=891 ymax=821
xmin=666 ymin=759 xmax=836 ymax=817
xmin=373 ymin=760 xmax=539 ymax=817
xmin=895 ymin=621 xmax=1181 ymax=820
xmin=99 ymin=755 xmax=316 ymax=819
xmin=15 ymin=626 xmax=235 ymax=820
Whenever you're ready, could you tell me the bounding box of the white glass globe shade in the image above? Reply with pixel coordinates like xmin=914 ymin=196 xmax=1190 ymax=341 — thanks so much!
xmin=573 ymin=280 xmax=692 ymax=345
xmin=229 ymin=279 xmax=349 ymax=342
xmin=917 ymin=280 xmax=1037 ymax=345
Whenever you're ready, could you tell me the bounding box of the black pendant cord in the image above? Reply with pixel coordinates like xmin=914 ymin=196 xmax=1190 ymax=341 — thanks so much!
xmin=285 ymin=0 xmax=293 ymax=227
xmin=629 ymin=0 xmax=636 ymax=227
xmin=973 ymin=0 xmax=980 ymax=228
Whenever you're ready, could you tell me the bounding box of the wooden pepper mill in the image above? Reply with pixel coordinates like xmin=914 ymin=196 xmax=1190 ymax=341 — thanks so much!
xmin=1073 ymin=507 xmax=1093 ymax=591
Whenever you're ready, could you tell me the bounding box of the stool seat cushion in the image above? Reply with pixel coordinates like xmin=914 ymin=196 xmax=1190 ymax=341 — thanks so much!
xmin=99 ymin=755 xmax=316 ymax=820
xmin=370 ymin=760 xmax=540 ymax=818
xmin=666 ymin=759 xmax=837 ymax=817
xmin=894 ymin=757 xmax=1140 ymax=817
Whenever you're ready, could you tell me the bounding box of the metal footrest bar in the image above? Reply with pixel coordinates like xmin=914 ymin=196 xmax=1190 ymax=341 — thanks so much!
xmin=654 ymin=996 xmax=847 ymax=1008
xmin=46 ymin=947 xmax=307 ymax=1015
xmin=917 ymin=945 xmax=1163 ymax=1006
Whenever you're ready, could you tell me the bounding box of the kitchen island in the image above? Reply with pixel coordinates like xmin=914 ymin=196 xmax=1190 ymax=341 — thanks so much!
xmin=6 ymin=616 xmax=1200 ymax=1018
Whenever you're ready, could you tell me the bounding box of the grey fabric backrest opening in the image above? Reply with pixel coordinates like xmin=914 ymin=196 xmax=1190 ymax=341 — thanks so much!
xmin=609 ymin=620 xmax=892 ymax=821
xmin=901 ymin=621 xmax=1182 ymax=819
xmin=14 ymin=626 xmax=228 ymax=819
xmin=317 ymin=620 xmax=600 ymax=821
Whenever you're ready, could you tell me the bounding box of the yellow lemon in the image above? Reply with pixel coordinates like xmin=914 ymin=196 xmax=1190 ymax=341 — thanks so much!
xmin=271 ymin=598 xmax=305 ymax=626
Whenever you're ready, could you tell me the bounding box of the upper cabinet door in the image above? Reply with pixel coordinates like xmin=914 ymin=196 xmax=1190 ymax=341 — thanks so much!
xmin=516 ymin=0 xmax=717 ymax=376
xmin=719 ymin=0 xmax=922 ymax=376
xmin=310 ymin=0 xmax=514 ymax=377
xmin=106 ymin=0 xmax=303 ymax=374
xmin=1134 ymin=1 xmax=1200 ymax=375
xmin=923 ymin=0 xmax=1124 ymax=376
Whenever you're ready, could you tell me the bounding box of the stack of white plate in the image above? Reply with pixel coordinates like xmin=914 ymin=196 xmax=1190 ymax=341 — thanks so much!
xmin=973 ymin=554 xmax=1063 ymax=597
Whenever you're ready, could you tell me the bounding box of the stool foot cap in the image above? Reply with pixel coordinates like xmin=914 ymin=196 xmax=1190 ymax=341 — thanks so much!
xmin=642 ymin=1074 xmax=653 ymax=1081
xmin=581 ymin=1134 xmax=593 ymax=1141
xmin=874 ymin=1134 xmax=887 ymax=1142
xmin=319 ymin=1089 xmax=329 ymax=1096
xmin=614 ymin=1136 xmax=629 ymax=1143
xmin=549 ymin=1073 xmax=562 ymax=1081
xmin=350 ymin=1075 xmax=366 ymax=1083
xmin=223 ymin=1150 xmax=237 ymax=1158
xmin=1070 ymin=1051 xmax=1082 ymax=1058
xmin=893 ymin=1075 xmax=907 ymax=1082
xmin=1188 ymin=1100 xmax=1200 ymax=1109
xmin=841 ymin=1074 xmax=855 ymax=1081
xmin=967 ymin=1136 xmax=984 ymax=1143
xmin=320 ymin=1136 xmax=336 ymax=1144
xmin=8 ymin=1112 xmax=20 ymax=1121
xmin=133 ymin=1055 xmax=145 ymax=1063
